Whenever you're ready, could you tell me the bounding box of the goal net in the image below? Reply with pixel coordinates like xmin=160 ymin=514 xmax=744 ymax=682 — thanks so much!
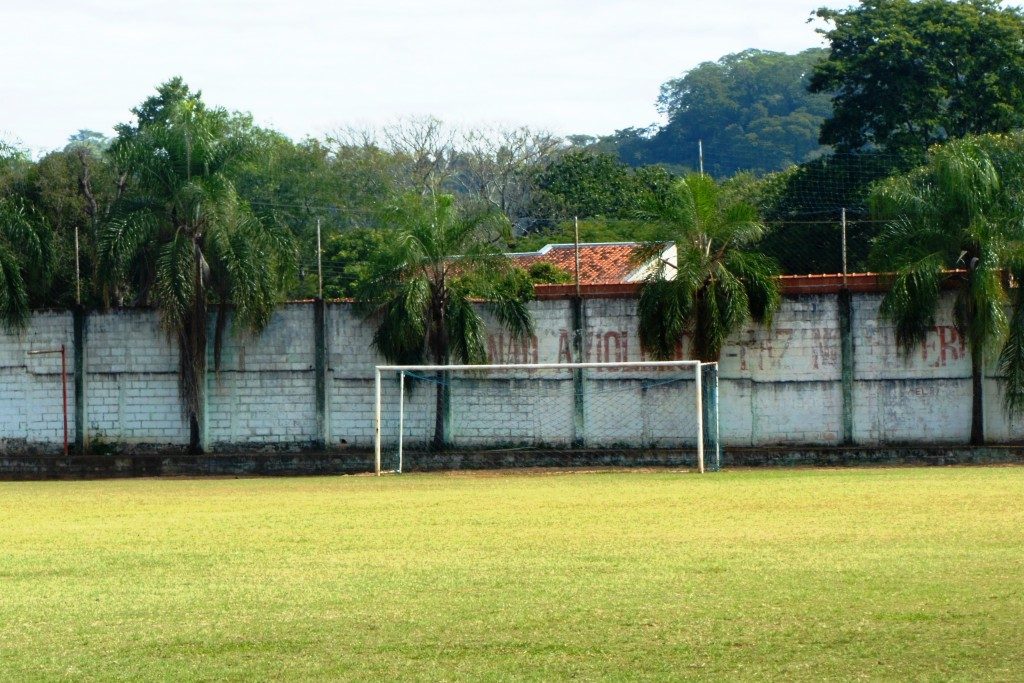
xmin=373 ymin=361 xmax=720 ymax=474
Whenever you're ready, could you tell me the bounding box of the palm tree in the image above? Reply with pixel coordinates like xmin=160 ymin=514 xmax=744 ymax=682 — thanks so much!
xmin=0 ymin=198 xmax=52 ymax=329
xmin=636 ymin=173 xmax=781 ymax=361
xmin=356 ymin=192 xmax=533 ymax=449
xmin=870 ymin=137 xmax=1024 ymax=445
xmin=100 ymin=83 xmax=293 ymax=453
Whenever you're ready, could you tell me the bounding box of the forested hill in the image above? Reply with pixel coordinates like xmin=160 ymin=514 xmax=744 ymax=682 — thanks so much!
xmin=593 ymin=48 xmax=831 ymax=176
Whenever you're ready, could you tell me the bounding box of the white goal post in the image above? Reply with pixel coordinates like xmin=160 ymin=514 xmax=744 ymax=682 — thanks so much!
xmin=373 ymin=360 xmax=720 ymax=475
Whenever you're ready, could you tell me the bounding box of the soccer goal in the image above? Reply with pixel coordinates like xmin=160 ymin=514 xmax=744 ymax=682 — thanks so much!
xmin=373 ymin=360 xmax=720 ymax=475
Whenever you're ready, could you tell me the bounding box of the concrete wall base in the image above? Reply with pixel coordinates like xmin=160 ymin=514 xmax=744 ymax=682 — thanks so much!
xmin=2 ymin=447 xmax=1022 ymax=480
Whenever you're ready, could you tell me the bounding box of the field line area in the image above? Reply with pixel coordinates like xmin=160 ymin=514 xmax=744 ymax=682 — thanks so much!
xmin=1 ymin=467 xmax=1022 ymax=680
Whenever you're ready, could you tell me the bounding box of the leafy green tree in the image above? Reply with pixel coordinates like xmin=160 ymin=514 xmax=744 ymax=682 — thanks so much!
xmin=101 ymin=80 xmax=294 ymax=452
xmin=869 ymin=135 xmax=1024 ymax=444
xmin=318 ymin=228 xmax=391 ymax=299
xmin=527 ymin=261 xmax=573 ymax=285
xmin=22 ymin=146 xmax=118 ymax=309
xmin=529 ymin=151 xmax=675 ymax=244
xmin=356 ymin=193 xmax=534 ymax=448
xmin=0 ymin=141 xmax=32 ymax=197
xmin=66 ymin=130 xmax=110 ymax=153
xmin=600 ymin=49 xmax=830 ymax=175
xmin=234 ymin=131 xmax=352 ymax=297
xmin=533 ymin=151 xmax=635 ymax=218
xmin=810 ymin=0 xmax=1024 ymax=154
xmin=0 ymin=198 xmax=52 ymax=329
xmin=636 ymin=174 xmax=780 ymax=361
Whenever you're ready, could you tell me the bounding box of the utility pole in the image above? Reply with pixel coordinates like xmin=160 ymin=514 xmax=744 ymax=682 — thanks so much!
xmin=838 ymin=206 xmax=854 ymax=446
xmin=573 ymin=215 xmax=581 ymax=298
xmin=74 ymin=225 xmax=81 ymax=305
xmin=698 ymin=139 xmax=704 ymax=176
xmin=571 ymin=215 xmax=584 ymax=447
xmin=841 ymin=208 xmax=848 ymax=286
xmin=316 ymin=217 xmax=323 ymax=300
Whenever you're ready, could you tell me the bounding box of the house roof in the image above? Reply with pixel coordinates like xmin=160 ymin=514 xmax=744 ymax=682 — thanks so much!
xmin=508 ymin=242 xmax=652 ymax=285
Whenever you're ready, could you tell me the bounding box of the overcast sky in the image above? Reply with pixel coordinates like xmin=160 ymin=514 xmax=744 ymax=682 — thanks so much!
xmin=3 ymin=0 xmax=844 ymax=154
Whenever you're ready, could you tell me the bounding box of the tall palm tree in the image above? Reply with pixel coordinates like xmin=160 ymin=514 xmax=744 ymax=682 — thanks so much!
xmin=636 ymin=173 xmax=781 ymax=361
xmin=870 ymin=137 xmax=1024 ymax=444
xmin=356 ymin=192 xmax=533 ymax=449
xmin=100 ymin=86 xmax=293 ymax=453
xmin=0 ymin=198 xmax=52 ymax=329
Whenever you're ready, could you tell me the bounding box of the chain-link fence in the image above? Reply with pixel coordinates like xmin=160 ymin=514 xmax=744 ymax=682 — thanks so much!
xmin=760 ymin=216 xmax=882 ymax=276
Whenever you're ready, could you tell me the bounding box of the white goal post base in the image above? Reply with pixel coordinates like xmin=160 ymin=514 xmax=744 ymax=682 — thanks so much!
xmin=373 ymin=360 xmax=720 ymax=476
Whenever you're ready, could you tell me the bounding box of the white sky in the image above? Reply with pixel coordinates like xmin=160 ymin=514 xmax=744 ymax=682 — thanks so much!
xmin=3 ymin=0 xmax=844 ymax=154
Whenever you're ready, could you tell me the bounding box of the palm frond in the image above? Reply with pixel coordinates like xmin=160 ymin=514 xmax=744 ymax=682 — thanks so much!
xmin=152 ymin=232 xmax=196 ymax=334
xmin=637 ymin=277 xmax=691 ymax=360
xmin=869 ymin=171 xmax=935 ymax=221
xmin=932 ymin=140 xmax=1000 ymax=219
xmin=445 ymin=288 xmax=489 ymax=364
xmin=0 ymin=199 xmax=53 ymax=328
xmin=960 ymin=249 xmax=1008 ymax=360
xmin=690 ymin=265 xmax=749 ymax=361
xmin=636 ymin=173 xmax=771 ymax=362
xmin=98 ymin=212 xmax=157 ymax=286
xmin=365 ymin=275 xmax=430 ymax=365
xmin=359 ymin=191 xmax=534 ymax=370
xmin=868 ymin=216 xmax=956 ymax=272
xmin=999 ymin=259 xmax=1024 ymax=416
xmin=685 ymin=173 xmax=719 ymax=236
xmin=0 ymin=241 xmax=29 ymax=330
xmin=475 ymin=275 xmax=534 ymax=341
xmin=880 ymin=254 xmax=945 ymax=353
xmin=724 ymin=250 xmax=781 ymax=326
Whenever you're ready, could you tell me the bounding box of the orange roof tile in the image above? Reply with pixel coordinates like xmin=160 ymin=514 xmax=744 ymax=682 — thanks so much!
xmin=509 ymin=243 xmax=646 ymax=285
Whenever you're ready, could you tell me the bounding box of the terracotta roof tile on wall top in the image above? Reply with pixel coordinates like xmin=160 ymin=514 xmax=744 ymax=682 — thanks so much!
xmin=509 ymin=242 xmax=650 ymax=285
xmin=532 ymin=271 xmax=965 ymax=299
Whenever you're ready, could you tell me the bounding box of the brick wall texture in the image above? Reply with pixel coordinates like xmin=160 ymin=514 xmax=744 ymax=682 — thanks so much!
xmin=1 ymin=293 xmax=1017 ymax=452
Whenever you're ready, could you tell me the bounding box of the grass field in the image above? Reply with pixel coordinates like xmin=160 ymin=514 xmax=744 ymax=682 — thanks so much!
xmin=1 ymin=467 xmax=1023 ymax=681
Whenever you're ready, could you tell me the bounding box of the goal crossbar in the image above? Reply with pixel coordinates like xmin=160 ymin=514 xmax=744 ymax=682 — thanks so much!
xmin=377 ymin=361 xmax=704 ymax=372
xmin=373 ymin=360 xmax=717 ymax=476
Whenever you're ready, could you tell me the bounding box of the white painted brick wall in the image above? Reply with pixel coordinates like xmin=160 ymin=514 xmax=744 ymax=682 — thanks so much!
xmin=579 ymin=295 xmax=844 ymax=446
xmin=84 ymin=310 xmax=186 ymax=445
xmin=207 ymin=305 xmax=317 ymax=446
xmin=2 ymin=290 xmax=1017 ymax=451
xmin=0 ymin=312 xmax=76 ymax=451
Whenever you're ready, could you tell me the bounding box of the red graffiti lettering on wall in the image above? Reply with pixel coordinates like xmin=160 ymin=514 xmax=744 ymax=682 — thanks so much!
xmin=486 ymin=333 xmax=539 ymax=364
xmin=736 ymin=327 xmax=836 ymax=372
xmin=602 ymin=331 xmax=628 ymax=365
xmin=921 ymin=325 xmax=965 ymax=367
xmin=557 ymin=329 xmax=631 ymax=368
xmin=557 ymin=329 xmax=574 ymax=363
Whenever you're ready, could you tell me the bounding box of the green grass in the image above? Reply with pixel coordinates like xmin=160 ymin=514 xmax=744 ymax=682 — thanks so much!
xmin=1 ymin=467 xmax=1023 ymax=681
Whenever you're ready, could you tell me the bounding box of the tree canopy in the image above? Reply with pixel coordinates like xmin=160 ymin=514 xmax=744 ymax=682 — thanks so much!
xmin=101 ymin=79 xmax=294 ymax=451
xmin=810 ymin=0 xmax=1024 ymax=154
xmin=355 ymin=193 xmax=534 ymax=446
xmin=869 ymin=133 xmax=1024 ymax=442
xmin=636 ymin=174 xmax=780 ymax=361
xmin=601 ymin=49 xmax=831 ymax=175
xmin=0 ymin=198 xmax=52 ymax=329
